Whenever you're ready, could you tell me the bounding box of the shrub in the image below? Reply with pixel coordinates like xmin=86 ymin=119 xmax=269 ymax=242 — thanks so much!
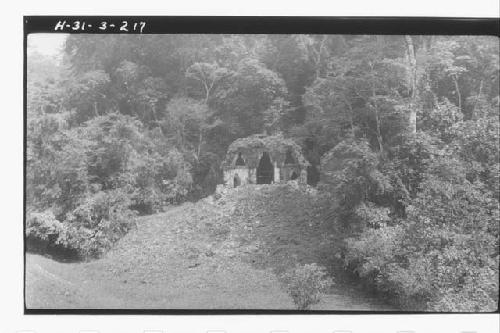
xmin=388 ymin=131 xmax=442 ymax=197
xmin=26 ymin=112 xmax=197 ymax=259
xmin=398 ymin=164 xmax=499 ymax=311
xmin=344 ymin=225 xmax=404 ymax=282
xmin=353 ymin=201 xmax=392 ymax=229
xmin=127 ymin=136 xmax=193 ymax=213
xmin=449 ymin=116 xmax=500 ymax=198
xmin=320 ymin=138 xmax=391 ymax=232
xmin=320 ymin=138 xmax=382 ymax=201
xmin=420 ymin=98 xmax=463 ymax=141
xmin=280 ymin=263 xmax=333 ymax=310
xmin=26 ymin=210 xmax=63 ymax=252
xmin=58 ymin=189 xmax=138 ymax=258
xmin=343 ymin=157 xmax=499 ymax=311
xmin=26 ymin=113 xmax=90 ymax=219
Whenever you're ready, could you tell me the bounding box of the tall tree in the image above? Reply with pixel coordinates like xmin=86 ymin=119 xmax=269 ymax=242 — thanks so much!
xmin=404 ymin=35 xmax=418 ymax=134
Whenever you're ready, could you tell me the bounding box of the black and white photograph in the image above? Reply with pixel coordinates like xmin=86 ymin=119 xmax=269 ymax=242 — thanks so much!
xmin=25 ymin=22 xmax=499 ymax=312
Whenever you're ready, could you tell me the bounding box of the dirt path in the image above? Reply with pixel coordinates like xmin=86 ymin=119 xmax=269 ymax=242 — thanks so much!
xmin=26 ymin=185 xmax=395 ymax=310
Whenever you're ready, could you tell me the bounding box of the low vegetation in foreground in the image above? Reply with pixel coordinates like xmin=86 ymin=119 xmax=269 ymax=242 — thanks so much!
xmin=26 ymin=183 xmax=392 ymax=310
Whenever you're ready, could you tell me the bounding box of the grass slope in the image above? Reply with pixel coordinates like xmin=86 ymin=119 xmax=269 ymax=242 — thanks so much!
xmin=26 ymin=183 xmax=394 ymax=310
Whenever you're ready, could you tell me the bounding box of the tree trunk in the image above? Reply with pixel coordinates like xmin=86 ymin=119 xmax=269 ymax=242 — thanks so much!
xmin=404 ymin=35 xmax=418 ymax=134
xmin=452 ymin=75 xmax=462 ymax=112
xmin=370 ymin=88 xmax=384 ymax=154
xmin=314 ymin=35 xmax=328 ymax=79
xmin=472 ymin=79 xmax=483 ymax=118
xmin=202 ymin=80 xmax=211 ymax=105
xmin=374 ymin=107 xmax=384 ymax=154
xmin=196 ymin=131 xmax=203 ymax=161
xmin=343 ymin=98 xmax=355 ymax=134
xmin=205 ymin=88 xmax=210 ymax=104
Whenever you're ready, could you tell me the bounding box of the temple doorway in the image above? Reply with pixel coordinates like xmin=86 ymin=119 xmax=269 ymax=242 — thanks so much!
xmin=233 ymin=173 xmax=241 ymax=188
xmin=256 ymin=152 xmax=274 ymax=184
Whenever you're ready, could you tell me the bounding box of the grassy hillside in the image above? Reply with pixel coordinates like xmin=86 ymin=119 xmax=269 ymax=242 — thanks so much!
xmin=26 ymin=183 xmax=394 ymax=310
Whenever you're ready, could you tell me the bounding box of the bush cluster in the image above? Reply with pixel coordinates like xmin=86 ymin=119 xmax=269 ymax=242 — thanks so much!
xmin=26 ymin=113 xmax=193 ymax=259
xmin=280 ymin=263 xmax=333 ymax=310
xmin=322 ymin=119 xmax=499 ymax=311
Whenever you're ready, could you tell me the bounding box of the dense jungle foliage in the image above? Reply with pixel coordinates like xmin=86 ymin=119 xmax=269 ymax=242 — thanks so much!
xmin=27 ymin=34 xmax=499 ymax=310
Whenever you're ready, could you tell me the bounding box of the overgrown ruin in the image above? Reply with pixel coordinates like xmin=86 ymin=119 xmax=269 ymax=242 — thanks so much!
xmin=222 ymin=134 xmax=309 ymax=187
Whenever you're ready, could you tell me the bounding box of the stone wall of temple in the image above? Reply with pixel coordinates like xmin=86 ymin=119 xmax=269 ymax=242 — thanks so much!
xmin=223 ymin=167 xmax=251 ymax=187
xmin=223 ymin=165 xmax=308 ymax=187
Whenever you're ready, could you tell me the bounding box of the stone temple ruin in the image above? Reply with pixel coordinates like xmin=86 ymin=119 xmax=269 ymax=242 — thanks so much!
xmin=222 ymin=134 xmax=309 ymax=187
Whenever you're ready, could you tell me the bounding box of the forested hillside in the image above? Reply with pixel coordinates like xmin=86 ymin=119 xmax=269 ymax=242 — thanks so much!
xmin=27 ymin=35 xmax=499 ymax=311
